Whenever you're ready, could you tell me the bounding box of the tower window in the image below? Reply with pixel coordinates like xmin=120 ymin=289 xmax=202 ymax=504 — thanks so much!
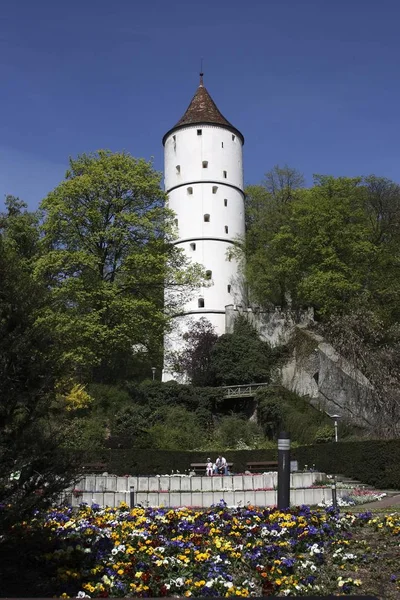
xmin=221 ymin=142 xmax=224 ymax=148
xmin=174 ymin=218 xmax=178 ymax=227
xmin=204 ymin=214 xmax=210 ymax=222
xmin=176 ymin=165 xmax=180 ymax=174
xmin=198 ymin=298 xmax=205 ymax=308
xmin=227 ymin=284 xmax=231 ymax=293
xmin=187 ymin=187 xmax=193 ymax=195
xmin=212 ymin=186 xmax=218 ymax=194
xmin=232 ymin=134 xmax=235 ymax=141
xmin=190 ymin=243 xmax=196 ymax=251
xmin=223 ymin=171 xmax=227 ymax=178
xmin=202 ymin=161 xmax=208 ymax=168
xmin=205 ymin=270 xmax=212 ymax=280
xmin=225 ymin=225 xmax=229 ymax=234
xmin=173 ymin=135 xmax=176 ymax=142
xmin=224 ymin=199 xmax=228 ymax=207
xmin=197 ymin=129 xmax=202 ymax=136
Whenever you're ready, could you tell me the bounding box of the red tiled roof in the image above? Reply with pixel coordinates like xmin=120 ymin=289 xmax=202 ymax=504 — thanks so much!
xmin=163 ymin=76 xmax=244 ymax=145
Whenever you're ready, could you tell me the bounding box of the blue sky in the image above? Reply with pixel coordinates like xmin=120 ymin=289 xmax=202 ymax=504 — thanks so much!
xmin=1 ymin=0 xmax=400 ymax=210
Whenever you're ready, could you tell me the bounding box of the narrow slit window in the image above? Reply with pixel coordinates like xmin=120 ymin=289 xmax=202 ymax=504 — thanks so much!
xmin=212 ymin=186 xmax=218 ymax=194
xmin=198 ymin=298 xmax=205 ymax=308
xmin=224 ymin=199 xmax=228 ymax=207
xmin=202 ymin=161 xmax=208 ymax=168
xmin=176 ymin=165 xmax=180 ymax=174
xmin=173 ymin=135 xmax=176 ymax=142
xmin=227 ymin=284 xmax=231 ymax=293
xmin=190 ymin=243 xmax=196 ymax=251
xmin=197 ymin=129 xmax=202 ymax=136
xmin=205 ymin=270 xmax=212 ymax=280
xmin=223 ymin=170 xmax=227 ymax=178
xmin=221 ymin=142 xmax=224 ymax=148
xmin=225 ymin=225 xmax=229 ymax=234
xmin=174 ymin=218 xmax=178 ymax=227
xmin=187 ymin=187 xmax=193 ymax=195
xmin=204 ymin=214 xmax=210 ymax=222
xmin=232 ymin=134 xmax=235 ymax=141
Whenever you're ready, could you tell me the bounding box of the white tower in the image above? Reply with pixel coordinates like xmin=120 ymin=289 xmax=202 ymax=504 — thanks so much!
xmin=162 ymin=74 xmax=245 ymax=381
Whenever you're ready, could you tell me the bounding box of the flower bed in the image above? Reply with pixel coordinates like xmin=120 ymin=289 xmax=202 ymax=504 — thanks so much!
xmin=319 ymin=488 xmax=387 ymax=507
xmin=5 ymin=502 xmax=400 ymax=598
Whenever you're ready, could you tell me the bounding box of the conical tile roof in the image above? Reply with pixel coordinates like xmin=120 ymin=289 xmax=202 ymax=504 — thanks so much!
xmin=163 ymin=75 xmax=244 ymax=145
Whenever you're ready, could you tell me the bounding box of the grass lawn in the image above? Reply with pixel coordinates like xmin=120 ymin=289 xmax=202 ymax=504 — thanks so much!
xmin=1 ymin=502 xmax=399 ymax=598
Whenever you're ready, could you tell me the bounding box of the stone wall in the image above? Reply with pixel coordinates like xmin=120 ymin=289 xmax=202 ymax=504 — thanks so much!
xmin=66 ymin=472 xmax=338 ymax=509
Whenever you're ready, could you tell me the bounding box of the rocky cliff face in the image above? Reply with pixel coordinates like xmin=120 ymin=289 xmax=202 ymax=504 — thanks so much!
xmin=225 ymin=305 xmax=374 ymax=427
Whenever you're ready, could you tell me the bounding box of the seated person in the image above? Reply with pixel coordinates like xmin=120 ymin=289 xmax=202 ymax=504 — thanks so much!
xmin=206 ymin=458 xmax=213 ymax=477
xmin=214 ymin=455 xmax=228 ymax=475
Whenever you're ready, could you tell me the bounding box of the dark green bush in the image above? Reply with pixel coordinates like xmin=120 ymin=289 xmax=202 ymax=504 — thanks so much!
xmin=79 ymin=440 xmax=400 ymax=488
xmin=292 ymin=440 xmax=400 ymax=489
xmin=79 ymin=448 xmax=278 ymax=476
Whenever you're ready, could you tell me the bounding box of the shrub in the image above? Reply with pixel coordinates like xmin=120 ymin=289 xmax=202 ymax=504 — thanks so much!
xmin=314 ymin=425 xmax=335 ymax=444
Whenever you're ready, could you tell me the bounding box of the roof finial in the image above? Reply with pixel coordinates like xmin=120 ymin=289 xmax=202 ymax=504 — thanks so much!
xmin=200 ymin=57 xmax=204 ymax=86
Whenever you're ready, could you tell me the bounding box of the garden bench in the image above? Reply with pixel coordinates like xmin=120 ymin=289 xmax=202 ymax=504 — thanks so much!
xmin=246 ymin=461 xmax=278 ymax=473
xmin=82 ymin=462 xmax=107 ymax=473
xmin=190 ymin=462 xmax=233 ymax=475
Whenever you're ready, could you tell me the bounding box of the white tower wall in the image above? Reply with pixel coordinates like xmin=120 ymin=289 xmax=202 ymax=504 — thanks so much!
xmin=162 ymin=84 xmax=245 ymax=381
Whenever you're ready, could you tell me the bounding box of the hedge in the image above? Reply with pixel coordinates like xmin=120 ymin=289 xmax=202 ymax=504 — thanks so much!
xmin=79 ymin=448 xmax=277 ymax=476
xmin=78 ymin=440 xmax=400 ymax=489
xmin=292 ymin=440 xmax=400 ymax=490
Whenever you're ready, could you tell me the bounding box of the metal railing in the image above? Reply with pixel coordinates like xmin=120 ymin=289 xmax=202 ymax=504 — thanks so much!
xmin=220 ymin=382 xmax=272 ymax=398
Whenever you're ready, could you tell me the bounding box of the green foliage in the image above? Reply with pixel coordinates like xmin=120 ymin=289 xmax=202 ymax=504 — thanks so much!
xmin=244 ymin=173 xmax=400 ymax=321
xmin=293 ymin=440 xmax=400 ymax=489
xmin=257 ymin=394 xmax=283 ymax=439
xmin=87 ymin=383 xmax=133 ymax=416
xmin=61 ymin=416 xmax=106 ymax=450
xmin=36 ymin=150 xmax=203 ymax=381
xmin=211 ymin=317 xmax=275 ymax=385
xmin=0 ymin=206 xmax=79 ymax=529
xmin=256 ymin=388 xmax=335 ymax=444
xmin=172 ymin=318 xmax=218 ymax=386
xmin=112 ymin=404 xmax=152 ymax=448
xmin=212 ymin=415 xmax=264 ymax=450
xmin=148 ymin=406 xmax=204 ymax=450
xmin=313 ymin=425 xmax=335 ymax=444
xmin=79 ymin=448 xmax=278 ymax=476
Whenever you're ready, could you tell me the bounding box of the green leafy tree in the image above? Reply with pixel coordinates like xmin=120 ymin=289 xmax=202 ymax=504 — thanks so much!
xmin=213 ymin=415 xmax=263 ymax=449
xmin=243 ymin=166 xmax=304 ymax=307
xmin=0 ymin=207 xmax=79 ymax=531
xmin=36 ymin=150 xmax=203 ymax=381
xmin=172 ymin=318 xmax=219 ymax=386
xmin=211 ymin=316 xmax=275 ymax=385
xmin=148 ymin=406 xmax=204 ymax=450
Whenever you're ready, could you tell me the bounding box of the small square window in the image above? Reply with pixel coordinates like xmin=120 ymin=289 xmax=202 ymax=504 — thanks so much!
xmin=232 ymin=134 xmax=235 ymax=141
xmin=176 ymin=165 xmax=180 ymax=174
xmin=225 ymin=225 xmax=229 ymax=234
xmin=187 ymin=187 xmax=193 ymax=195
xmin=197 ymin=129 xmax=202 ymax=136
xmin=205 ymin=270 xmax=212 ymax=280
xmin=198 ymin=298 xmax=205 ymax=308
xmin=227 ymin=284 xmax=231 ymax=293
xmin=224 ymin=199 xmax=228 ymax=207
xmin=202 ymin=161 xmax=208 ymax=168
xmin=190 ymin=243 xmax=196 ymax=251
xmin=204 ymin=214 xmax=210 ymax=222
xmin=212 ymin=186 xmax=218 ymax=194
xmin=223 ymin=171 xmax=227 ymax=178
